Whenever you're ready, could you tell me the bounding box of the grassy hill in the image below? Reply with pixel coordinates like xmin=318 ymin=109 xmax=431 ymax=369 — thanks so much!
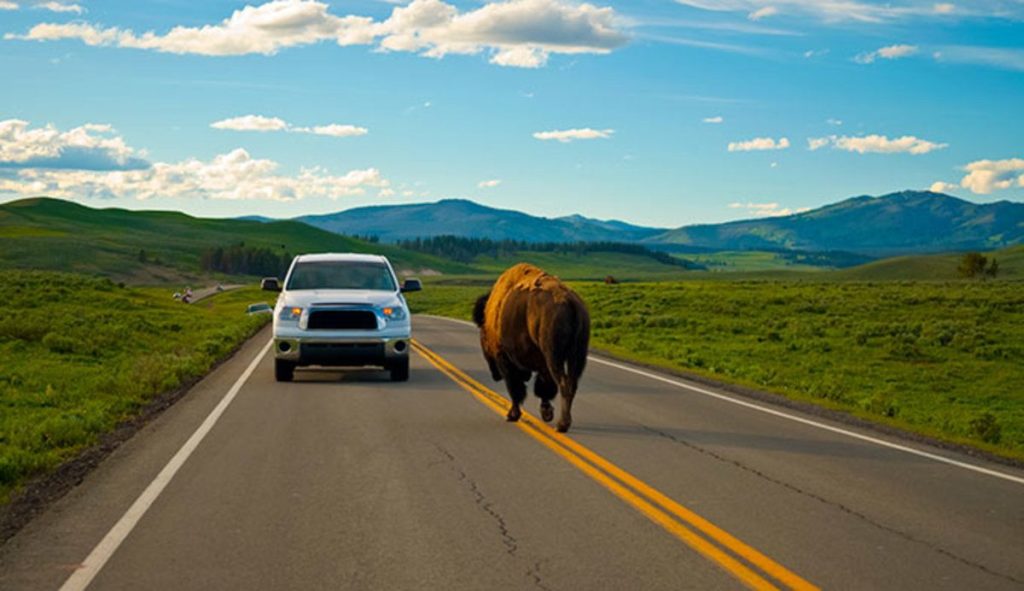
xmin=833 ymin=245 xmax=1024 ymax=281
xmin=0 ymin=198 xmax=474 ymax=282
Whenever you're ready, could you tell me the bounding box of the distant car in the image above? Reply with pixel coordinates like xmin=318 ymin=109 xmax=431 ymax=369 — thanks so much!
xmin=263 ymin=253 xmax=422 ymax=383
xmin=246 ymin=302 xmax=273 ymax=316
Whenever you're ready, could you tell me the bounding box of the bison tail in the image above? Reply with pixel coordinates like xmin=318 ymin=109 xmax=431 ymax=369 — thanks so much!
xmin=472 ymin=292 xmax=490 ymax=327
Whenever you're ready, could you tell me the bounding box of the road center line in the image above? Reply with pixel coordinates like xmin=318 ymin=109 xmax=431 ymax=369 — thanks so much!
xmin=418 ymin=315 xmax=1024 ymax=486
xmin=413 ymin=339 xmax=817 ymax=591
xmin=59 ymin=339 xmax=273 ymax=591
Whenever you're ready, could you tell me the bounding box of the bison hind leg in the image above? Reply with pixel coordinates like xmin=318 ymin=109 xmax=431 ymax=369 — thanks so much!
xmin=534 ymin=373 xmax=557 ymax=423
xmin=504 ymin=368 xmax=529 ymax=423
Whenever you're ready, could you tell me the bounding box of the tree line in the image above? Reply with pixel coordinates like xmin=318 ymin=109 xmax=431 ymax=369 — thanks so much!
xmin=199 ymin=244 xmax=292 ymax=277
xmin=396 ymin=235 xmax=702 ymax=268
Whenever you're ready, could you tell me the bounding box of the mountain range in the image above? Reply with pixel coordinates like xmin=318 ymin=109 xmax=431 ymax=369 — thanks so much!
xmin=294 ymin=191 xmax=1024 ymax=255
xmin=297 ymin=199 xmax=664 ymax=243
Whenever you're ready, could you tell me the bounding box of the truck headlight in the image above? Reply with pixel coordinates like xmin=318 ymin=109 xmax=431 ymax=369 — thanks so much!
xmin=279 ymin=306 xmax=302 ymax=321
xmin=382 ymin=306 xmax=407 ymax=321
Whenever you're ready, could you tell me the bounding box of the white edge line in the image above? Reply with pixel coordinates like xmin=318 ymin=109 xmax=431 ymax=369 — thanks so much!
xmin=60 ymin=339 xmax=273 ymax=591
xmin=417 ymin=314 xmax=1024 ymax=486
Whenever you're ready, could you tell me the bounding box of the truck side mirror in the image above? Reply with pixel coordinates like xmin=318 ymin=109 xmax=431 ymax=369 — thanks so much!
xmin=261 ymin=277 xmax=281 ymax=292
xmin=401 ymin=279 xmax=422 ymax=293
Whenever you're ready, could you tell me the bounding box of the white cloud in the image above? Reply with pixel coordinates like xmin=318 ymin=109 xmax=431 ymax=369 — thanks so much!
xmin=728 ymin=201 xmax=807 ymax=217
xmin=727 ymin=136 xmax=790 ymax=152
xmin=958 ymin=158 xmax=1024 ymax=194
xmin=0 ymin=118 xmax=148 ymax=170
xmin=702 ymin=116 xmax=724 ymax=123
xmin=803 ymin=48 xmax=828 ymax=58
xmin=211 ymin=115 xmax=289 ymax=132
xmin=808 ymin=134 xmax=947 ymax=154
xmin=855 ymin=43 xmax=917 ymax=64
xmin=0 ymin=1 xmax=19 ymax=10
xmin=0 ymin=148 xmax=388 ymax=201
xmin=477 ymin=179 xmax=502 ymax=188
xmin=826 ymin=118 xmax=843 ymax=126
xmin=533 ymin=128 xmax=614 ymax=142
xmin=672 ymin=0 xmax=1022 ymax=22
xmin=748 ymin=6 xmax=778 ymax=20
xmin=807 ymin=137 xmax=831 ymax=150
xmin=929 ymin=181 xmax=958 ymax=193
xmin=0 ymin=119 xmax=387 ymax=200
xmin=6 ymin=0 xmax=629 ymax=68
xmin=211 ymin=115 xmax=368 ymax=137
xmin=39 ymin=2 xmax=83 ymax=13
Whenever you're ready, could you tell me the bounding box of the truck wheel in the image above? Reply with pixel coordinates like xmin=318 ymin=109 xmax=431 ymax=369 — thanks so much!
xmin=275 ymin=360 xmax=295 ymax=382
xmin=389 ymin=357 xmax=410 ymax=382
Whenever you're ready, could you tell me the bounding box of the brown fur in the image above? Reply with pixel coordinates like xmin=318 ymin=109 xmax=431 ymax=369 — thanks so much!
xmin=473 ymin=263 xmax=590 ymax=432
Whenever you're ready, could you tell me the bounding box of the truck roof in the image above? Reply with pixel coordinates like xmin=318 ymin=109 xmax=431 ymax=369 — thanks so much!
xmin=293 ymin=253 xmax=390 ymax=264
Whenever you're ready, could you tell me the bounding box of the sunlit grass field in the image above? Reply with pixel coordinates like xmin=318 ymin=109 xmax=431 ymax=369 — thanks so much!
xmin=408 ymin=279 xmax=1024 ymax=460
xmin=0 ymin=271 xmax=271 ymax=502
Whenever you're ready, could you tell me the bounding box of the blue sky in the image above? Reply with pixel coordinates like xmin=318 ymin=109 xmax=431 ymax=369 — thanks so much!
xmin=0 ymin=0 xmax=1021 ymax=227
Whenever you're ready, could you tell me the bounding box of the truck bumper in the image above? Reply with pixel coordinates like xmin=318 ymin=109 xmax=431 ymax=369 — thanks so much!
xmin=273 ymin=335 xmax=409 ymax=368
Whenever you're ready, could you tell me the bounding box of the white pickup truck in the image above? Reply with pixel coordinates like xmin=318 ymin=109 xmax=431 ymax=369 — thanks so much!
xmin=262 ymin=253 xmax=421 ymax=383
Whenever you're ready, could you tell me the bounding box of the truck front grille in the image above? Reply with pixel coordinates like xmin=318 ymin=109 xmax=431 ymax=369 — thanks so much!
xmin=307 ymin=310 xmax=378 ymax=330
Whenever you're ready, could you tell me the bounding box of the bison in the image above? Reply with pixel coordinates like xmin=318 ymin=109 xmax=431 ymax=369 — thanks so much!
xmin=473 ymin=263 xmax=590 ymax=433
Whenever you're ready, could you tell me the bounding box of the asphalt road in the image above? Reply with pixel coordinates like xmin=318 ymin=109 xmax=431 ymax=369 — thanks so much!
xmin=1 ymin=316 xmax=1022 ymax=590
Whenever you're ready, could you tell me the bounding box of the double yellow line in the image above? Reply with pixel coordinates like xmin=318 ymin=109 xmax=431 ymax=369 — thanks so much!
xmin=412 ymin=339 xmax=818 ymax=591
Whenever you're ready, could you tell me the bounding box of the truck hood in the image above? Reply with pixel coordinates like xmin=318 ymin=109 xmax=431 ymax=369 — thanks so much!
xmin=279 ymin=289 xmax=404 ymax=309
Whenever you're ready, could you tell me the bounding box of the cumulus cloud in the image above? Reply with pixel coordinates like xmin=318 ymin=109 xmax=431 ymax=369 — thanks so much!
xmin=0 ymin=148 xmax=388 ymax=201
xmin=533 ymin=128 xmax=614 ymax=142
xmin=6 ymin=0 xmax=628 ymax=68
xmin=477 ymin=179 xmax=502 ymax=188
xmin=933 ymin=3 xmax=955 ymax=13
xmin=0 ymin=1 xmax=18 ymax=9
xmin=702 ymin=116 xmax=724 ymax=123
xmin=929 ymin=181 xmax=958 ymax=193
xmin=0 ymin=118 xmax=150 ymax=171
xmin=958 ymin=158 xmax=1024 ymax=194
xmin=728 ymin=201 xmax=808 ymax=217
xmin=808 ymin=134 xmax=947 ymax=154
xmin=210 ymin=115 xmax=368 ymax=137
xmin=727 ymin=137 xmax=790 ymax=152
xmin=854 ymin=43 xmax=917 ymax=64
xmin=0 ymin=119 xmax=387 ymax=200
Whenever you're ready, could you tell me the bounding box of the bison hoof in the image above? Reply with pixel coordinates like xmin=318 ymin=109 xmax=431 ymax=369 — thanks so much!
xmin=540 ymin=403 xmax=554 ymax=422
xmin=506 ymin=408 xmax=522 ymax=422
xmin=556 ymin=420 xmax=571 ymax=433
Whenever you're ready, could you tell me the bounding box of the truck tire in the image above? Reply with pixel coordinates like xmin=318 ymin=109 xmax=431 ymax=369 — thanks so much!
xmin=275 ymin=359 xmax=295 ymax=382
xmin=389 ymin=357 xmax=410 ymax=382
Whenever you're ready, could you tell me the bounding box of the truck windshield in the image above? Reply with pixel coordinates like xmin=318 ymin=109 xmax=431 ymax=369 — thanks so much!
xmin=286 ymin=261 xmax=396 ymax=291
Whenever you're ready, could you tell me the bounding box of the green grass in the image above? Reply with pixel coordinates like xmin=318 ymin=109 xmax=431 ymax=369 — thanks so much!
xmin=0 ymin=197 xmax=475 ymax=282
xmin=407 ymin=280 xmax=1024 ymax=461
xmin=683 ymin=250 xmax=825 ymax=272
xmin=833 ymin=245 xmax=1024 ymax=281
xmin=0 ymin=271 xmax=273 ymax=503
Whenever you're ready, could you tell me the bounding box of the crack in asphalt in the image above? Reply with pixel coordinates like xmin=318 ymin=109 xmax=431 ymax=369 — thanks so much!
xmin=641 ymin=425 xmax=1023 ymax=587
xmin=431 ymin=444 xmax=554 ymax=590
